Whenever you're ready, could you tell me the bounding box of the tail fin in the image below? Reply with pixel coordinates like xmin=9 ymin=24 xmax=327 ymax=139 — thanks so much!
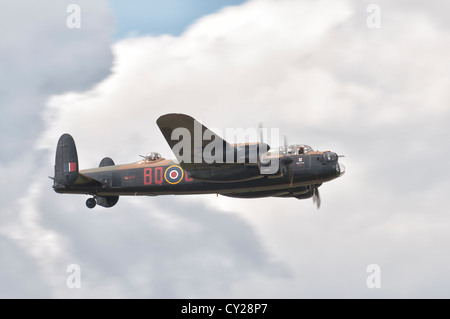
xmin=54 ymin=133 xmax=79 ymax=188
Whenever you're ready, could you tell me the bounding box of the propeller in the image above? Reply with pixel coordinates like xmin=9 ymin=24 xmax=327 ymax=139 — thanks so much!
xmin=257 ymin=122 xmax=271 ymax=167
xmin=281 ymin=135 xmax=294 ymax=187
xmin=311 ymin=185 xmax=321 ymax=209
xmin=257 ymin=124 xmax=293 ymax=186
xmin=258 ymin=122 xmax=264 ymax=147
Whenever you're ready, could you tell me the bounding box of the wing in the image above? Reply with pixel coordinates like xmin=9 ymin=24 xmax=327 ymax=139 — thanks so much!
xmin=156 ymin=113 xmax=265 ymax=182
xmin=157 ymin=113 xmax=232 ymax=165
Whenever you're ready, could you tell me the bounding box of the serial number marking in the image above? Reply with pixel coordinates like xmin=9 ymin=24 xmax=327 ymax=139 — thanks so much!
xmin=181 ymin=303 xmax=267 ymax=316
xmin=225 ymin=304 xmax=267 ymax=314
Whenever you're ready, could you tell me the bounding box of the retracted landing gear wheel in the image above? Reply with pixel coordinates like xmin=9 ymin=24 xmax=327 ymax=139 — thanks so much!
xmin=86 ymin=197 xmax=96 ymax=209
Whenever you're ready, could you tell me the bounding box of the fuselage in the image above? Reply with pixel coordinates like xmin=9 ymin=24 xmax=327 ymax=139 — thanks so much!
xmin=54 ymin=152 xmax=344 ymax=197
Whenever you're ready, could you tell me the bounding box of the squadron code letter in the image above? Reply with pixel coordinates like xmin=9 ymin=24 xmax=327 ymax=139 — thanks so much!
xmin=181 ymin=303 xmax=215 ymax=317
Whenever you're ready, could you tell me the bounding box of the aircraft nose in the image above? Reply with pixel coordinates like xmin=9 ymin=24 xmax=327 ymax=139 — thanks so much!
xmin=336 ymin=163 xmax=345 ymax=177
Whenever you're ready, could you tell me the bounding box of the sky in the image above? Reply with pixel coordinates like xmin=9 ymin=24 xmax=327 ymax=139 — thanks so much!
xmin=1 ymin=0 xmax=450 ymax=298
xmin=109 ymin=0 xmax=247 ymax=38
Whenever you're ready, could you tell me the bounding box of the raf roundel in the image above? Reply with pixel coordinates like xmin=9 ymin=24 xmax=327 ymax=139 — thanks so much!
xmin=164 ymin=165 xmax=184 ymax=184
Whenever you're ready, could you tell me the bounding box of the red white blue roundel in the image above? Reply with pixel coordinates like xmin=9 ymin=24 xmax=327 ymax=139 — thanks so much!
xmin=164 ymin=165 xmax=184 ymax=184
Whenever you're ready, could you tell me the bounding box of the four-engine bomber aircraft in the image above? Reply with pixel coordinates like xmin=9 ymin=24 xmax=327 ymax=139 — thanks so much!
xmin=52 ymin=113 xmax=345 ymax=209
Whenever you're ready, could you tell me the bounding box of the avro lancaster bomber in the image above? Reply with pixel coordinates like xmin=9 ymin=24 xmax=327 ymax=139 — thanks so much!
xmin=52 ymin=113 xmax=345 ymax=209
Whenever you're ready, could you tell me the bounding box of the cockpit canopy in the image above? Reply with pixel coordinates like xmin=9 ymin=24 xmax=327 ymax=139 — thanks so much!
xmin=267 ymin=144 xmax=314 ymax=156
xmin=143 ymin=152 xmax=162 ymax=162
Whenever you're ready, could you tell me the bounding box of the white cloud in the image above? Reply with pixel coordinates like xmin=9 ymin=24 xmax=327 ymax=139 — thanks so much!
xmin=4 ymin=0 xmax=450 ymax=297
xmin=0 ymin=0 xmax=113 ymax=160
xmin=0 ymin=0 xmax=113 ymax=297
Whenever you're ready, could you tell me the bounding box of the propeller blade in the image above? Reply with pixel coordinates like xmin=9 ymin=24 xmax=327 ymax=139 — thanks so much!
xmin=258 ymin=122 xmax=264 ymax=145
xmin=280 ymin=135 xmax=294 ymax=185
xmin=312 ymin=186 xmax=321 ymax=209
xmin=283 ymin=135 xmax=288 ymax=156
xmin=289 ymin=166 xmax=294 ymax=187
xmin=257 ymin=122 xmax=264 ymax=166
xmin=257 ymin=122 xmax=266 ymax=155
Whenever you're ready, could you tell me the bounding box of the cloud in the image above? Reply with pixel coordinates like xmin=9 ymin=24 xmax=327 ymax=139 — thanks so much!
xmin=0 ymin=0 xmax=113 ymax=297
xmin=3 ymin=0 xmax=450 ymax=297
xmin=0 ymin=0 xmax=113 ymax=161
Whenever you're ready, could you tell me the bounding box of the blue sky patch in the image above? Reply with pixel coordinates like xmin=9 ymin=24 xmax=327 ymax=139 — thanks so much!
xmin=108 ymin=0 xmax=247 ymax=38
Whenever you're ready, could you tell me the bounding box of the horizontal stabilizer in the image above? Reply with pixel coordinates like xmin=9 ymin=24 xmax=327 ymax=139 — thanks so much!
xmin=99 ymin=157 xmax=115 ymax=167
xmin=73 ymin=172 xmax=102 ymax=187
xmin=97 ymin=196 xmax=119 ymax=208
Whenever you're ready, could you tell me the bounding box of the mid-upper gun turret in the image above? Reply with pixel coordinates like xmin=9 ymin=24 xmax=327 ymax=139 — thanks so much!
xmin=140 ymin=152 xmax=162 ymax=162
